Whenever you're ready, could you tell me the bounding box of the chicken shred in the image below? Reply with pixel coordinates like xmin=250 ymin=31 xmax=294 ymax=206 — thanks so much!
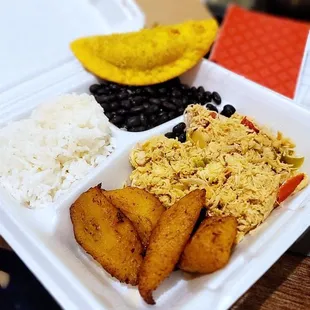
xmin=130 ymin=105 xmax=307 ymax=242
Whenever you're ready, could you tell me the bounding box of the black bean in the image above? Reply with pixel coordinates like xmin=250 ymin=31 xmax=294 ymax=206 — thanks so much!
xmin=204 ymin=91 xmax=212 ymax=103
xmin=197 ymin=92 xmax=205 ymax=103
xmin=191 ymin=87 xmax=198 ymax=99
xmin=125 ymin=86 xmax=133 ymax=92
xmin=138 ymin=126 xmax=148 ymax=132
xmin=145 ymin=86 xmax=156 ymax=96
xmin=149 ymin=98 xmax=161 ymax=105
xmin=108 ymin=82 xmax=118 ymax=88
xmin=178 ymin=133 xmax=186 ymax=143
xmin=133 ymin=88 xmax=144 ymax=95
xmin=143 ymin=102 xmax=150 ymax=110
xmin=182 ymin=97 xmax=189 ymax=106
xmin=180 ymin=84 xmax=190 ymax=91
xmin=116 ymin=92 xmax=127 ymax=100
xmin=177 ymin=107 xmax=184 ymax=115
xmin=165 ymin=132 xmax=176 ymax=139
xmin=158 ymin=87 xmax=168 ymax=95
xmin=158 ymin=113 xmax=169 ymax=124
xmin=118 ymin=109 xmax=127 ymax=116
xmin=187 ymin=90 xmax=193 ymax=98
xmin=129 ymin=126 xmax=147 ymax=132
xmin=140 ymin=114 xmax=148 ymax=126
xmin=149 ymin=114 xmax=157 ymax=124
xmin=220 ymin=105 xmax=236 ymax=118
xmin=212 ymin=91 xmax=222 ymax=105
xmin=145 ymin=105 xmax=159 ymax=115
xmin=187 ymin=98 xmax=195 ymax=105
xmin=130 ymin=105 xmax=144 ymax=114
xmin=198 ymin=86 xmax=205 ymax=94
xmin=109 ymin=84 xmax=120 ymax=91
xmin=95 ymin=95 xmax=109 ymax=104
xmin=100 ymin=103 xmax=112 ymax=112
xmin=206 ymin=104 xmax=218 ymax=112
xmin=121 ymin=100 xmax=131 ymax=109
xmin=98 ymin=88 xmax=109 ymax=96
xmin=105 ymin=112 xmax=112 ymax=119
xmin=131 ymin=96 xmax=144 ymax=105
xmin=168 ymin=111 xmax=177 ymax=119
xmin=171 ymin=98 xmax=182 ymax=106
xmin=126 ymin=116 xmax=141 ymax=127
xmin=110 ymin=102 xmax=120 ymax=111
xmin=89 ymin=84 xmax=101 ymax=94
xmin=192 ymin=94 xmax=199 ymax=101
xmin=173 ymin=122 xmax=186 ymax=134
xmin=96 ymin=87 xmax=109 ymax=96
xmin=172 ymin=89 xmax=182 ymax=98
xmin=106 ymin=95 xmax=116 ymax=102
xmin=162 ymin=102 xmax=177 ymax=111
xmin=110 ymin=115 xmax=124 ymax=125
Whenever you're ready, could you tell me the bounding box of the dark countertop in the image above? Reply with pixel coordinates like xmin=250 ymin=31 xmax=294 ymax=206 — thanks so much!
xmin=232 ymin=253 xmax=310 ymax=310
xmin=1 ymin=237 xmax=309 ymax=310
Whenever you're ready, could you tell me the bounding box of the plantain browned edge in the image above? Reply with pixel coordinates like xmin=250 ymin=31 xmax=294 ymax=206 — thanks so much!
xmin=178 ymin=216 xmax=237 ymax=274
xmin=70 ymin=187 xmax=144 ymax=286
xmin=138 ymin=189 xmax=206 ymax=304
xmin=102 ymin=187 xmax=165 ymax=248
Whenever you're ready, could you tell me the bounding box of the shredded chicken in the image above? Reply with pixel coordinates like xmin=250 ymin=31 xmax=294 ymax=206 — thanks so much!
xmin=130 ymin=105 xmax=307 ymax=242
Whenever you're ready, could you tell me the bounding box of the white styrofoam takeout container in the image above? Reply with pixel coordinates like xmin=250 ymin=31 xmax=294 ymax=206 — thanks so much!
xmin=1 ymin=1 xmax=310 ymax=310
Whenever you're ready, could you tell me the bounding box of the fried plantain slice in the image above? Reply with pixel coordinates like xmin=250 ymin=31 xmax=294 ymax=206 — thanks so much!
xmin=179 ymin=216 xmax=237 ymax=274
xmin=70 ymin=186 xmax=143 ymax=285
xmin=138 ymin=189 xmax=205 ymax=304
xmin=103 ymin=187 xmax=165 ymax=247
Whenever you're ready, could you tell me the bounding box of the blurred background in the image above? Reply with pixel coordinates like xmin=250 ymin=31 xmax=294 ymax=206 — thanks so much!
xmin=1 ymin=1 xmax=309 ymax=309
xmin=137 ymin=0 xmax=310 ymax=29
xmin=206 ymin=0 xmax=310 ymax=24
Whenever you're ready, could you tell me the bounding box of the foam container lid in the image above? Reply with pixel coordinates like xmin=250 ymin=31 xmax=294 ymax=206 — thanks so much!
xmin=1 ymin=2 xmax=310 ymax=310
xmin=0 ymin=0 xmax=144 ymax=119
xmin=0 ymin=58 xmax=309 ymax=309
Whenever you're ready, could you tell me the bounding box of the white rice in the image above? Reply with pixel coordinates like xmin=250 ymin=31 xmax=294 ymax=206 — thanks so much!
xmin=0 ymin=94 xmax=115 ymax=208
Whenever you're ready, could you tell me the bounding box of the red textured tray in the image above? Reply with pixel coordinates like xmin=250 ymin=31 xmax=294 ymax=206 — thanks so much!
xmin=210 ymin=5 xmax=310 ymax=98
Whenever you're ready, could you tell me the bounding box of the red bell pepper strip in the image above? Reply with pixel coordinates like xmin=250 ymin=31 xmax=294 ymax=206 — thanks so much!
xmin=210 ymin=112 xmax=217 ymax=119
xmin=277 ymin=173 xmax=305 ymax=204
xmin=241 ymin=117 xmax=259 ymax=133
